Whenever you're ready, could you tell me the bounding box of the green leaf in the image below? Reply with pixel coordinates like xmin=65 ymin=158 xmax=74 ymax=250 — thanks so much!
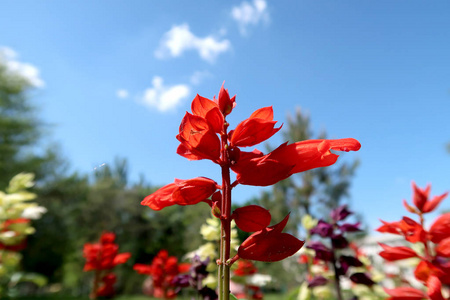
xmin=230 ymin=293 xmax=238 ymax=300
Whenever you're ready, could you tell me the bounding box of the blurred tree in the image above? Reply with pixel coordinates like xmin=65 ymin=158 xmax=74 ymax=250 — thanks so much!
xmin=0 ymin=51 xmax=60 ymax=190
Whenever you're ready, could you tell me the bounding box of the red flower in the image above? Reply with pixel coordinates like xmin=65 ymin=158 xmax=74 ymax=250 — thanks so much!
xmin=238 ymin=214 xmax=304 ymax=262
xmin=96 ymin=273 xmax=117 ymax=298
xmin=234 ymin=260 xmax=258 ymax=276
xmin=141 ymin=177 xmax=217 ymax=210
xmin=83 ymin=232 xmax=131 ymax=272
xmin=134 ymin=250 xmax=189 ymax=299
xmin=377 ymin=217 xmax=426 ymax=243
xmin=378 ymin=243 xmax=418 ymax=261
xmin=229 ymin=106 xmax=281 ymax=147
xmin=383 ymin=287 xmax=427 ymax=300
xmin=403 ymin=182 xmax=448 ymax=214
xmin=232 ymin=138 xmax=361 ymax=186
xmin=176 ymin=112 xmax=221 ymax=162
xmin=190 ymin=94 xmax=224 ymax=133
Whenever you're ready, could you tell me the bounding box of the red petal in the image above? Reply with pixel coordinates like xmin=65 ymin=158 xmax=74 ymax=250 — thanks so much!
xmin=239 ymin=232 xmax=304 ymax=262
xmin=172 ymin=177 xmax=217 ymax=205
xmin=383 ymin=287 xmax=427 ymax=300
xmin=141 ymin=183 xmax=178 ymax=210
xmin=414 ymin=261 xmax=445 ymax=283
xmin=230 ymin=117 xmax=281 ymax=147
xmin=378 ymin=243 xmax=418 ymax=261
xmin=435 ymin=237 xmax=450 ymax=257
xmin=427 ymin=276 xmax=445 ymax=300
xmin=412 ymin=182 xmax=430 ymax=212
xmin=177 ymin=112 xmax=221 ymax=161
xmin=423 ymin=192 xmax=448 ymax=213
xmin=249 ymin=106 xmax=274 ymax=120
xmin=232 ymin=205 xmax=271 ymax=232
xmin=429 ymin=213 xmax=450 ymax=243
xmin=113 ymin=253 xmax=131 ymax=265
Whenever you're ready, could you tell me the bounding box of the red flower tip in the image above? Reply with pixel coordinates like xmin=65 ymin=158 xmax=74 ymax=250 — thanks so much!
xmin=141 ymin=177 xmax=217 ymax=211
xmin=230 ymin=106 xmax=282 ymax=147
xmin=232 ymin=205 xmax=271 ymax=232
xmin=216 ymin=82 xmax=236 ymax=116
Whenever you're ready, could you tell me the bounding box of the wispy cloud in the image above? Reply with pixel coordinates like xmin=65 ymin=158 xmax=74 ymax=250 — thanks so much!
xmin=116 ymin=89 xmax=129 ymax=99
xmin=231 ymin=0 xmax=269 ymax=35
xmin=190 ymin=70 xmax=212 ymax=86
xmin=0 ymin=46 xmax=44 ymax=87
xmin=155 ymin=24 xmax=231 ymax=63
xmin=141 ymin=76 xmax=190 ymax=112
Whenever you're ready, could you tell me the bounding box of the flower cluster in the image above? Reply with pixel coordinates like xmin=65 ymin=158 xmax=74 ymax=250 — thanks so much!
xmin=303 ymin=205 xmax=375 ymax=299
xmin=377 ymin=182 xmax=449 ymax=300
xmin=232 ymin=260 xmax=264 ymax=300
xmin=173 ymin=256 xmax=218 ymax=300
xmin=83 ymin=232 xmax=131 ymax=299
xmin=134 ymin=249 xmax=190 ymax=299
xmin=0 ymin=173 xmax=48 ymax=296
xmin=141 ymin=84 xmax=361 ymax=299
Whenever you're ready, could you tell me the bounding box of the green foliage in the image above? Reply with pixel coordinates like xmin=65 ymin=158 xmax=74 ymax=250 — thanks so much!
xmin=0 ymin=58 xmax=60 ymax=190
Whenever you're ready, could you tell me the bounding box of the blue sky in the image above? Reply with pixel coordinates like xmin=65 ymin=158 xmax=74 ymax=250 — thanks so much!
xmin=1 ymin=1 xmax=449 ymax=231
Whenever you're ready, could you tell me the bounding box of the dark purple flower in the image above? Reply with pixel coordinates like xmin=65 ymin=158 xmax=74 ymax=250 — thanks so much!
xmin=330 ymin=205 xmax=352 ymax=222
xmin=339 ymin=255 xmax=363 ymax=274
xmin=307 ymin=276 xmax=328 ymax=288
xmin=349 ymin=272 xmax=376 ymax=287
xmin=331 ymin=234 xmax=349 ymax=249
xmin=310 ymin=220 xmax=334 ymax=238
xmin=339 ymin=222 xmax=361 ymax=233
xmin=307 ymin=241 xmax=334 ymax=261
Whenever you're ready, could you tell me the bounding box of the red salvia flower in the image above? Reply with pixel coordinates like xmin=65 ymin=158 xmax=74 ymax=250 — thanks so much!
xmin=83 ymin=232 xmax=131 ymax=299
xmin=176 ymin=112 xmax=221 ymax=162
xmin=233 ymin=260 xmax=258 ymax=276
xmin=83 ymin=232 xmax=131 ymax=272
xmin=141 ymin=83 xmax=361 ymax=299
xmin=134 ymin=249 xmax=189 ymax=299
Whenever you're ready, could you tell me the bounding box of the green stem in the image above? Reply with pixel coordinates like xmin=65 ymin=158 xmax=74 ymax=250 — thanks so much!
xmin=219 ymin=124 xmax=231 ymax=300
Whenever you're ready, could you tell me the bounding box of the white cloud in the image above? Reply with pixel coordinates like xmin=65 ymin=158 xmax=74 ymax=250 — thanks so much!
xmin=0 ymin=46 xmax=45 ymax=88
xmin=116 ymin=89 xmax=129 ymax=99
xmin=141 ymin=76 xmax=190 ymax=112
xmin=155 ymin=24 xmax=231 ymax=63
xmin=231 ymin=0 xmax=269 ymax=35
xmin=190 ymin=70 xmax=212 ymax=85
